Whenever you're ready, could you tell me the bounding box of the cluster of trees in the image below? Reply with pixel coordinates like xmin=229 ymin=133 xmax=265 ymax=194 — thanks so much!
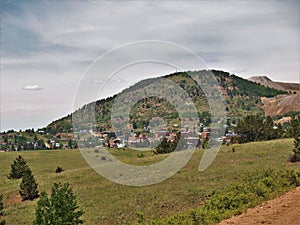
xmin=235 ymin=115 xmax=300 ymax=163
xmin=45 ymin=114 xmax=73 ymax=135
xmin=1 ymin=131 xmax=47 ymax=151
xmin=236 ymin=115 xmax=299 ymax=144
xmin=4 ymin=155 xmax=84 ymax=224
xmin=0 ymin=130 xmax=78 ymax=151
xmin=236 ymin=115 xmax=284 ymax=143
xmin=228 ymin=75 xmax=286 ymax=97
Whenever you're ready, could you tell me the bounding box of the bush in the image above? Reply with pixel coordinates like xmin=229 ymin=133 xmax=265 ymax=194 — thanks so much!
xmin=147 ymin=169 xmax=300 ymax=225
xmin=137 ymin=153 xmax=145 ymax=158
xmin=19 ymin=168 xmax=39 ymax=201
xmin=8 ymin=155 xmax=29 ymax=179
xmin=33 ymin=183 xmax=84 ymax=225
xmin=55 ymin=166 xmax=63 ymax=173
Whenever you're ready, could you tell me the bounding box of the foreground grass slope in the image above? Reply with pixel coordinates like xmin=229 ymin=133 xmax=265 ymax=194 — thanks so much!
xmin=0 ymin=139 xmax=299 ymax=224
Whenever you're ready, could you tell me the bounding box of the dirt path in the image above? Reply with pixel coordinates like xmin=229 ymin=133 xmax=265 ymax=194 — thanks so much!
xmin=217 ymin=187 xmax=300 ymax=225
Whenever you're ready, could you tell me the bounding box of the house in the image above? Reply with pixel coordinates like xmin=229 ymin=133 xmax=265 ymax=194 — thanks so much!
xmin=186 ymin=137 xmax=200 ymax=146
xmin=55 ymin=133 xmax=74 ymax=139
xmin=108 ymin=138 xmax=122 ymax=148
xmin=109 ymin=139 xmax=117 ymax=148
xmin=165 ymin=132 xmax=177 ymax=142
xmin=181 ymin=131 xmax=193 ymax=138
xmin=154 ymin=131 xmax=168 ymax=138
xmin=127 ymin=136 xmax=140 ymax=147
xmin=201 ymin=132 xmax=210 ymax=139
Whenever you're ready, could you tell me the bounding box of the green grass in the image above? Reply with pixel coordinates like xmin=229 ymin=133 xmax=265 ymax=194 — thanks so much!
xmin=0 ymin=139 xmax=299 ymax=224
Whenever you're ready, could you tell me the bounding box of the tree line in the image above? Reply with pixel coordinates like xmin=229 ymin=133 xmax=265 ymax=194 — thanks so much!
xmin=235 ymin=115 xmax=298 ymax=143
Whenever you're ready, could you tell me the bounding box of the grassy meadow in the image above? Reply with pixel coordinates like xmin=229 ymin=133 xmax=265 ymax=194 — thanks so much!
xmin=0 ymin=139 xmax=299 ymax=224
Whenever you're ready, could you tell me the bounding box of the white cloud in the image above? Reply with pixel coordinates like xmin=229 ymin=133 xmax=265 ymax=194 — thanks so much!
xmin=23 ymin=85 xmax=42 ymax=91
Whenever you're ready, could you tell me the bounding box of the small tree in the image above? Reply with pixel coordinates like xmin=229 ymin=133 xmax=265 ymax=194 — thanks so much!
xmin=34 ymin=183 xmax=84 ymax=225
xmin=19 ymin=168 xmax=39 ymax=201
xmin=55 ymin=166 xmax=63 ymax=173
xmin=8 ymin=155 xmax=29 ymax=179
xmin=0 ymin=194 xmax=5 ymax=225
xmin=154 ymin=137 xmax=173 ymax=154
xmin=154 ymin=133 xmax=183 ymax=154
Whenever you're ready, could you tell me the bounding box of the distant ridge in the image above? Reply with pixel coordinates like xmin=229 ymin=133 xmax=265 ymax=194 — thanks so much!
xmin=248 ymin=76 xmax=300 ymax=116
xmin=248 ymin=76 xmax=299 ymax=94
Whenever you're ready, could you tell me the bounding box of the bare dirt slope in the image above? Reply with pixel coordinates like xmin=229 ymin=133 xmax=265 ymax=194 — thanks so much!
xmin=247 ymin=76 xmax=300 ymax=116
xmin=261 ymin=93 xmax=300 ymax=116
xmin=217 ymin=187 xmax=300 ymax=225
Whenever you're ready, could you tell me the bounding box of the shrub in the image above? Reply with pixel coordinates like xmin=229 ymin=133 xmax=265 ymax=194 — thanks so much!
xmin=55 ymin=166 xmax=63 ymax=173
xmin=137 ymin=153 xmax=145 ymax=158
xmin=147 ymin=169 xmax=300 ymax=225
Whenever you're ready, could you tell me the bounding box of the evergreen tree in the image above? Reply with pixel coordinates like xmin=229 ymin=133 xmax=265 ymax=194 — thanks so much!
xmin=34 ymin=183 xmax=84 ymax=225
xmin=0 ymin=194 xmax=5 ymax=225
xmin=236 ymin=115 xmax=279 ymax=143
xmin=19 ymin=168 xmax=39 ymax=201
xmin=154 ymin=137 xmax=169 ymax=154
xmin=236 ymin=115 xmax=263 ymax=143
xmin=154 ymin=133 xmax=184 ymax=154
xmin=262 ymin=116 xmax=275 ymax=140
xmin=68 ymin=139 xmax=73 ymax=149
xmin=8 ymin=155 xmax=29 ymax=179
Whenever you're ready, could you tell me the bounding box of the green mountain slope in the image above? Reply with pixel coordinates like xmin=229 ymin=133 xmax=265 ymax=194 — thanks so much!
xmin=45 ymin=70 xmax=286 ymax=134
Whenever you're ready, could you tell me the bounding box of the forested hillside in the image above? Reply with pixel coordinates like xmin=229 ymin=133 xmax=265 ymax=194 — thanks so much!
xmin=46 ymin=70 xmax=286 ymax=134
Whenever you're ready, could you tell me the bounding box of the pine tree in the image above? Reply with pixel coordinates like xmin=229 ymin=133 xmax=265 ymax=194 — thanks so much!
xmin=154 ymin=137 xmax=169 ymax=154
xmin=0 ymin=194 xmax=5 ymax=225
xmin=34 ymin=183 xmax=84 ymax=225
xmin=8 ymin=155 xmax=29 ymax=179
xmin=19 ymin=168 xmax=39 ymax=201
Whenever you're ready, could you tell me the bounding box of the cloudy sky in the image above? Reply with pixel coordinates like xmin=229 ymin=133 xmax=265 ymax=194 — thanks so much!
xmin=0 ymin=0 xmax=299 ymax=131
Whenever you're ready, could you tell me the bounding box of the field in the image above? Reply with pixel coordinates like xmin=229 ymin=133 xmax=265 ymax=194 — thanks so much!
xmin=0 ymin=139 xmax=300 ymax=225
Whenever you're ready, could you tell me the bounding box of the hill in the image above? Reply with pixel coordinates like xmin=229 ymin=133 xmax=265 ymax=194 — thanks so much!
xmin=248 ymin=76 xmax=300 ymax=116
xmin=248 ymin=76 xmax=299 ymax=94
xmin=45 ymin=70 xmax=286 ymax=134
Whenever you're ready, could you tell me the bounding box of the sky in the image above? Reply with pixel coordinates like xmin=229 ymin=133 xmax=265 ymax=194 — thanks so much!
xmin=0 ymin=0 xmax=299 ymax=131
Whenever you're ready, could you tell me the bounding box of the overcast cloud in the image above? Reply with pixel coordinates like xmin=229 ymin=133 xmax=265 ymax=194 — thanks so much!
xmin=0 ymin=0 xmax=299 ymax=131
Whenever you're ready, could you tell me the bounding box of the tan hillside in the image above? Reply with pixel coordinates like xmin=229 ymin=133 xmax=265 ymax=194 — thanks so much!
xmin=248 ymin=76 xmax=299 ymax=94
xmin=261 ymin=93 xmax=300 ymax=116
xmin=248 ymin=76 xmax=300 ymax=116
